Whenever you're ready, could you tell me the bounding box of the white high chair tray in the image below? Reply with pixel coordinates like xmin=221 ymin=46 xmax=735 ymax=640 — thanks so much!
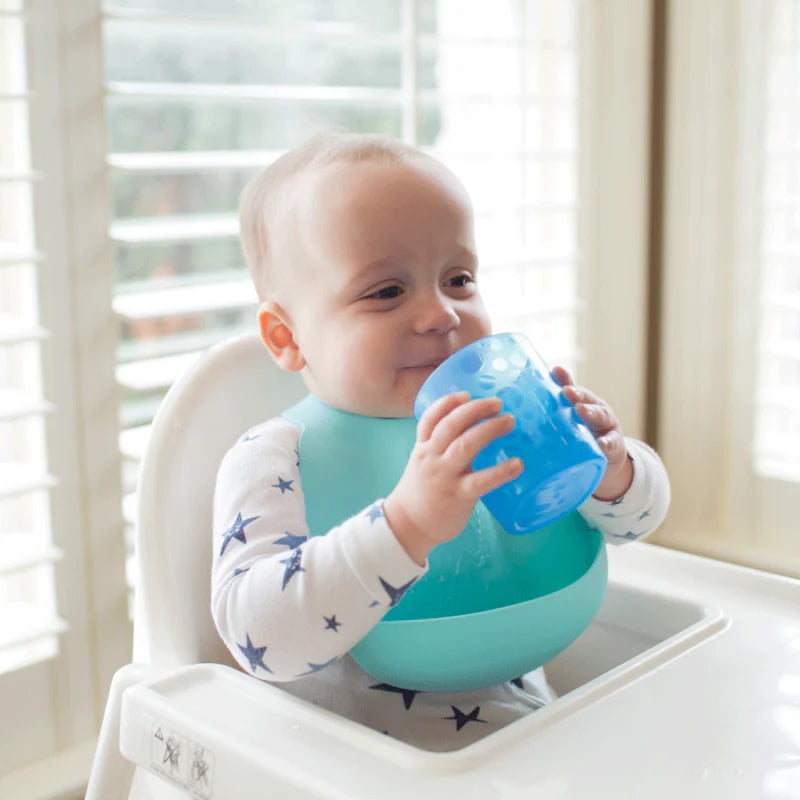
xmin=120 ymin=543 xmax=799 ymax=799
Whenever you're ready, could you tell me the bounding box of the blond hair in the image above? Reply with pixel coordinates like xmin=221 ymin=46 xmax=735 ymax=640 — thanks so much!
xmin=239 ymin=132 xmax=433 ymax=301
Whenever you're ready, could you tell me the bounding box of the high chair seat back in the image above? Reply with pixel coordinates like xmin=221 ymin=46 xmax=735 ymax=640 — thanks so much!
xmin=132 ymin=334 xmax=306 ymax=667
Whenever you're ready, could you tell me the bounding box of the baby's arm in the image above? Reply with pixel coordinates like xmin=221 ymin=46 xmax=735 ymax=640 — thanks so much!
xmin=549 ymin=367 xmax=671 ymax=542
xmin=211 ymin=418 xmax=426 ymax=682
xmin=579 ymin=437 xmax=671 ymax=543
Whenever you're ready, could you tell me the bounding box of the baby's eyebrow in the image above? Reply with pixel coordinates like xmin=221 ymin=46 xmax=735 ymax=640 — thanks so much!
xmin=451 ymin=246 xmax=478 ymax=268
xmin=344 ymin=257 xmax=399 ymax=292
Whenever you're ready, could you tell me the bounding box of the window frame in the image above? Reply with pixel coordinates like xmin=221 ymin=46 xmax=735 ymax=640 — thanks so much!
xmin=653 ymin=0 xmax=800 ymax=578
xmin=580 ymin=0 xmax=653 ymax=440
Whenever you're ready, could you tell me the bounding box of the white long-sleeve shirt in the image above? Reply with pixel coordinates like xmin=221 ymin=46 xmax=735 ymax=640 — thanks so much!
xmin=211 ymin=417 xmax=670 ymax=750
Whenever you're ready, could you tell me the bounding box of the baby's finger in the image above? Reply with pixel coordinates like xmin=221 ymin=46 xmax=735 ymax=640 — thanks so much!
xmin=551 ymin=365 xmax=574 ymax=387
xmin=561 ymin=383 xmax=603 ymax=408
xmin=596 ymin=430 xmax=627 ymax=464
xmin=444 ymin=411 xmax=515 ymax=469
xmin=575 ymin=402 xmax=618 ymax=434
xmin=462 ymin=457 xmax=523 ymax=497
xmin=429 ymin=396 xmax=504 ymax=454
xmin=416 ymin=391 xmax=470 ymax=442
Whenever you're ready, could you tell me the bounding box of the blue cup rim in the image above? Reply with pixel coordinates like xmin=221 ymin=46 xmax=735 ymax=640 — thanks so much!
xmin=414 ymin=331 xmax=542 ymax=419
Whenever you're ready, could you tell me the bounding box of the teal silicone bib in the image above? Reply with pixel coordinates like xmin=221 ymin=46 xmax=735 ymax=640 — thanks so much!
xmin=283 ymin=394 xmax=607 ymax=691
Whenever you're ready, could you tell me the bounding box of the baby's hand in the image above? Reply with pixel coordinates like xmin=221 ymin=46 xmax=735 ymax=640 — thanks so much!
xmin=383 ymin=392 xmax=522 ymax=566
xmin=551 ymin=366 xmax=634 ymax=501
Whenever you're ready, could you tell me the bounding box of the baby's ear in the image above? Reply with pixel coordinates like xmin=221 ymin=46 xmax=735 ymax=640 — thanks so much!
xmin=258 ymin=302 xmax=306 ymax=372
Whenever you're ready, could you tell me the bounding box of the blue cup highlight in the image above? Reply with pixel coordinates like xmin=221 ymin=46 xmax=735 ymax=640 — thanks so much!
xmin=414 ymin=332 xmax=607 ymax=533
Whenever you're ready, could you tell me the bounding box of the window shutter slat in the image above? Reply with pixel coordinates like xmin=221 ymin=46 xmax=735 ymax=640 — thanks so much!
xmin=0 ymin=466 xmax=58 ymax=499
xmin=110 ymin=214 xmax=238 ymax=244
xmin=0 ymin=248 xmax=43 ymax=266
xmin=113 ymin=277 xmax=256 ymax=321
xmin=0 ymin=616 xmax=68 ymax=654
xmin=103 ymin=7 xmax=402 ymax=41
xmin=108 ymin=150 xmax=282 ymax=172
xmin=0 ymin=539 xmax=63 ymax=577
xmin=106 ymin=81 xmax=404 ymax=104
xmin=115 ymin=351 xmax=202 ymax=393
xmin=0 ymin=321 xmax=50 ymax=345
xmin=0 ymin=389 xmax=54 ymax=421
xmin=118 ymin=424 xmax=151 ymax=462
xmin=0 ymin=170 xmax=40 ymax=181
xmin=102 ymin=150 xmax=572 ymax=176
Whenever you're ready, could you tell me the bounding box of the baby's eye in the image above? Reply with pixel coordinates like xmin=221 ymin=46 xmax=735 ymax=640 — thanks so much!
xmin=445 ymin=273 xmax=476 ymax=288
xmin=365 ymin=285 xmax=403 ymax=300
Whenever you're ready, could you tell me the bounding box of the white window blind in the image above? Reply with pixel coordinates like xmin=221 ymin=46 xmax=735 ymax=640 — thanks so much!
xmin=102 ymin=0 xmax=590 ymax=612
xmin=430 ymin=0 xmax=582 ymax=369
xmin=754 ymin=0 xmax=800 ymax=482
xmin=0 ymin=0 xmax=66 ymax=675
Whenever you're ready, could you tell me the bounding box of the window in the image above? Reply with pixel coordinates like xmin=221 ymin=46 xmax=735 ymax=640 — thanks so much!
xmin=0 ymin=0 xmax=653 ymax=786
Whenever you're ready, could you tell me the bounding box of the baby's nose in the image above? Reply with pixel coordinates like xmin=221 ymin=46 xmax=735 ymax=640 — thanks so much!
xmin=414 ymin=292 xmax=459 ymax=334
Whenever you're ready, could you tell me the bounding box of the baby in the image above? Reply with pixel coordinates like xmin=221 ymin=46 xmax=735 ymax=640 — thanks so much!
xmin=211 ymin=132 xmax=670 ymax=750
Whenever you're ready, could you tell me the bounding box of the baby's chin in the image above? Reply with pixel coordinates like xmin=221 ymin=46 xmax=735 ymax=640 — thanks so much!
xmin=360 ymin=400 xmax=416 ymax=419
xmin=323 ymin=393 xmax=415 ymax=419
xmin=359 ymin=396 xmax=416 ymax=420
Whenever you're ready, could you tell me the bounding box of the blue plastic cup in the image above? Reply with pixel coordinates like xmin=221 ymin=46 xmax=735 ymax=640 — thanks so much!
xmin=414 ymin=332 xmax=607 ymax=534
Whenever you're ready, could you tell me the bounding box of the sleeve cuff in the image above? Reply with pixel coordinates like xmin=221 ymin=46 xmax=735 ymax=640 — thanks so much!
xmin=579 ymin=437 xmax=670 ymax=545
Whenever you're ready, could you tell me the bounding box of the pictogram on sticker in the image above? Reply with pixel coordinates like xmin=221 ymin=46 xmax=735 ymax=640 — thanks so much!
xmin=151 ymin=723 xmax=186 ymax=780
xmin=190 ymin=744 xmax=214 ymax=797
xmin=150 ymin=722 xmax=214 ymax=797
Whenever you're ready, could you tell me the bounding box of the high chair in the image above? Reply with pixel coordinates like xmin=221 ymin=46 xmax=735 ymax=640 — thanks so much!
xmin=87 ymin=333 xmax=800 ymax=800
xmin=87 ymin=333 xmax=306 ymax=799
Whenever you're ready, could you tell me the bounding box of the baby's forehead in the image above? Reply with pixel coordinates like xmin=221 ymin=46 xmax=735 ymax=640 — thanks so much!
xmin=299 ymin=156 xmax=468 ymax=218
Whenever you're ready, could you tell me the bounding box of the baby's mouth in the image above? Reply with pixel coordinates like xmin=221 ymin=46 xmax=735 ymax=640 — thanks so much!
xmin=406 ymin=355 xmax=451 ymax=370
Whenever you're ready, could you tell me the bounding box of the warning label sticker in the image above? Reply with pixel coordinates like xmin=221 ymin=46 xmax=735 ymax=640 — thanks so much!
xmin=150 ymin=722 xmax=214 ymax=798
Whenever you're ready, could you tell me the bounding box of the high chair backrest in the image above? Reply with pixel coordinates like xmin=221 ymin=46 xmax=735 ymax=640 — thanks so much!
xmin=132 ymin=334 xmax=306 ymax=667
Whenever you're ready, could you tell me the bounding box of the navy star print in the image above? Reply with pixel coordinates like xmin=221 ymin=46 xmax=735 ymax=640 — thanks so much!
xmin=369 ymin=683 xmax=420 ymax=710
xmin=444 ymin=705 xmax=487 ymax=732
xmin=280 ymin=548 xmax=305 ymax=590
xmin=323 ymin=614 xmax=342 ymax=632
xmin=366 ymin=503 xmax=384 ymax=523
xmin=613 ymin=531 xmax=641 ymax=541
xmin=297 ymin=657 xmax=337 ymax=677
xmin=275 ymin=531 xmax=307 ymax=549
xmin=379 ymin=576 xmax=417 ymax=607
xmin=238 ymin=634 xmax=271 ymax=673
xmin=272 ymin=476 xmax=294 ymax=494
xmin=220 ymin=512 xmax=259 ymax=556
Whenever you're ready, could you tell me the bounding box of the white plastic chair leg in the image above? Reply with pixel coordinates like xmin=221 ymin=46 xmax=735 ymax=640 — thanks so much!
xmin=86 ymin=663 xmax=159 ymax=800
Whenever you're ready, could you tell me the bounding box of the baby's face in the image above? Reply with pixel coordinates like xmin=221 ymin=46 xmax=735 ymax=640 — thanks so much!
xmin=283 ymin=158 xmax=492 ymax=417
